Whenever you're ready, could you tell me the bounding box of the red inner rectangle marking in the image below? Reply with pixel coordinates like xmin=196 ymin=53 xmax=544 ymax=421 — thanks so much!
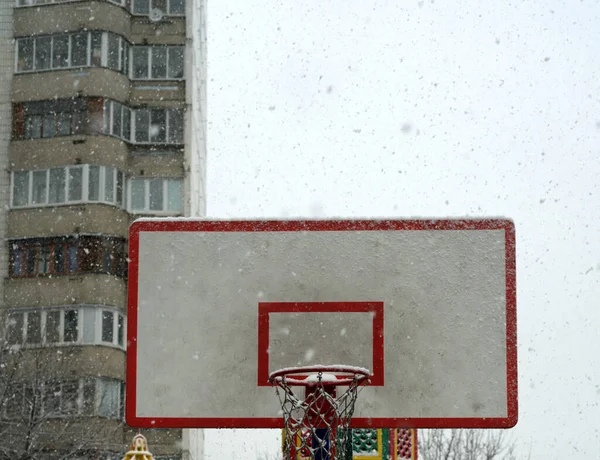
xmin=257 ymin=301 xmax=384 ymax=386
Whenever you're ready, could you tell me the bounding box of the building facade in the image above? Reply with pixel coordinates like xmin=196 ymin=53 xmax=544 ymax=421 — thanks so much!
xmin=0 ymin=0 xmax=206 ymax=458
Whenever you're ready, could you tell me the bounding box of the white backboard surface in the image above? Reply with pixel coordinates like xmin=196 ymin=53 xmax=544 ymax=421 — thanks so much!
xmin=126 ymin=219 xmax=517 ymax=429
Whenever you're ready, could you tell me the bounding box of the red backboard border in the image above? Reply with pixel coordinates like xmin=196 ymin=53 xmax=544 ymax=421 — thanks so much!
xmin=126 ymin=218 xmax=517 ymax=429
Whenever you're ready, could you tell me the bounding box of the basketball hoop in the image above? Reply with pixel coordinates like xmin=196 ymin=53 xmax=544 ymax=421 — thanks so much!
xmin=269 ymin=365 xmax=371 ymax=460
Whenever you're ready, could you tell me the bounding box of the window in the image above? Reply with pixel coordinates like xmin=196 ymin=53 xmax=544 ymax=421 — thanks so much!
xmin=98 ymin=379 xmax=120 ymax=418
xmin=102 ymin=311 xmax=114 ymax=343
xmin=25 ymin=311 xmax=42 ymax=344
xmin=91 ymin=31 xmax=103 ymax=67
xmin=71 ymin=33 xmax=88 ymax=67
xmin=67 ymin=166 xmax=83 ymax=202
xmin=61 ymin=381 xmax=80 ymax=415
xmin=129 ymin=178 xmax=183 ymax=213
xmin=117 ymin=314 xmax=125 ymax=346
xmin=6 ymin=307 xmax=79 ymax=346
xmin=15 ymin=32 xmax=129 ymax=74
xmin=49 ymin=168 xmax=66 ymax=203
xmin=9 ymin=236 xmax=126 ymax=278
xmin=129 ymin=178 xmax=184 ymax=213
xmin=6 ymin=313 xmax=24 ymax=345
xmin=19 ymin=99 xmax=88 ymax=140
xmin=31 ymin=170 xmax=47 ymax=204
xmin=12 ymin=171 xmax=29 ymax=207
xmin=12 ymin=166 xmax=126 ymax=208
xmin=132 ymin=47 xmax=149 ymax=79
xmin=64 ymin=309 xmax=79 ymax=342
xmin=130 ymin=46 xmax=184 ymax=80
xmin=45 ymin=311 xmax=60 ymax=343
xmin=107 ymin=34 xmax=120 ymax=71
xmin=52 ymin=35 xmax=69 ymax=68
xmin=2 ymin=378 xmax=125 ymax=420
xmin=134 ymin=108 xmax=184 ymax=144
xmin=168 ymin=46 xmax=184 ymax=79
xmin=35 ymin=37 xmax=51 ymax=70
xmin=16 ymin=38 xmax=33 ymax=71
xmin=88 ymin=165 xmax=100 ymax=201
xmin=103 ymin=100 xmax=131 ymax=141
xmin=132 ymin=0 xmax=185 ymax=16
xmin=151 ymin=47 xmax=167 ymax=79
xmin=5 ymin=307 xmax=126 ymax=349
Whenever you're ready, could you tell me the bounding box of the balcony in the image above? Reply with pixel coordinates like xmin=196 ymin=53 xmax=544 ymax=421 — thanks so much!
xmin=14 ymin=1 xmax=131 ymax=41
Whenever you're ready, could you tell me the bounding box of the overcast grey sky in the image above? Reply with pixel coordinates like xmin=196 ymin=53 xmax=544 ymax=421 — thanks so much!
xmin=204 ymin=1 xmax=600 ymax=458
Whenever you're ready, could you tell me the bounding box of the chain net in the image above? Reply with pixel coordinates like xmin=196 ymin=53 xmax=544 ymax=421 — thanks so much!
xmin=272 ymin=371 xmax=367 ymax=460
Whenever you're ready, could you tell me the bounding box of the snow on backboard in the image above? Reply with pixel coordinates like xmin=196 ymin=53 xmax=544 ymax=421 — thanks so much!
xmin=126 ymin=219 xmax=517 ymax=429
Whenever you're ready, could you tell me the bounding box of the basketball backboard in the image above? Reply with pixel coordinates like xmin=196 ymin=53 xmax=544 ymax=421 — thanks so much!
xmin=126 ymin=219 xmax=517 ymax=429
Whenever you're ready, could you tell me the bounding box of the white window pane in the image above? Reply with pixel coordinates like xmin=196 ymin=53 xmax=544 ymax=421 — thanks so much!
xmin=133 ymin=0 xmax=149 ymax=14
xmin=25 ymin=115 xmax=42 ymax=139
xmin=61 ymin=381 xmax=80 ymax=415
xmin=57 ymin=113 xmax=72 ymax=136
xmin=169 ymin=0 xmax=184 ymax=14
xmin=7 ymin=313 xmax=24 ymax=345
xmin=167 ymin=179 xmax=183 ymax=212
xmin=107 ymin=34 xmax=120 ymax=71
xmin=42 ymin=114 xmax=55 ymax=138
xmin=131 ymin=180 xmax=146 ymax=210
xmin=49 ymin=168 xmax=66 ymax=203
xmin=88 ymin=165 xmax=100 ymax=201
xmin=17 ymin=38 xmax=34 ymax=72
xmin=102 ymin=311 xmax=114 ymax=343
xmin=123 ymin=108 xmax=131 ymax=141
xmin=135 ymin=110 xmax=149 ymax=142
xmin=111 ymin=102 xmax=122 ymax=137
xmin=117 ymin=315 xmax=124 ymax=347
xmin=168 ymin=109 xmax=184 ymax=143
xmin=98 ymin=380 xmax=119 ymax=418
xmin=116 ymin=172 xmax=124 ymax=206
xmin=52 ymin=35 xmax=69 ymax=68
xmin=82 ymin=308 xmax=96 ymax=343
xmin=150 ymin=109 xmax=166 ymax=142
xmin=31 ymin=170 xmax=47 ymax=204
xmin=68 ymin=167 xmax=83 ymax=201
xmin=26 ymin=311 xmax=42 ymax=344
xmin=13 ymin=171 xmax=29 ymax=206
xmin=91 ymin=31 xmax=103 ymax=66
xmin=148 ymin=179 xmax=164 ymax=210
xmin=64 ymin=309 xmax=79 ymax=342
xmin=167 ymin=47 xmax=184 ymax=79
xmin=151 ymin=47 xmax=167 ymax=79
xmin=38 ymin=247 xmax=50 ymax=273
xmin=132 ymin=47 xmax=149 ymax=79
xmin=45 ymin=311 xmax=60 ymax=343
xmin=121 ymin=41 xmax=129 ymax=74
xmin=35 ymin=37 xmax=51 ymax=70
xmin=71 ymin=33 xmax=88 ymax=67
xmin=104 ymin=167 xmax=114 ymax=202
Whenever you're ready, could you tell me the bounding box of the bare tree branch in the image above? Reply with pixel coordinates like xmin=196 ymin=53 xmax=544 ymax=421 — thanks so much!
xmin=419 ymin=429 xmax=517 ymax=460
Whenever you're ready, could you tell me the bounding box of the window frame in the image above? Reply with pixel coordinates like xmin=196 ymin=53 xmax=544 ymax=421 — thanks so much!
xmin=128 ymin=177 xmax=184 ymax=214
xmin=15 ymin=32 xmax=129 ymax=75
xmin=9 ymin=236 xmax=127 ymax=279
xmin=130 ymin=45 xmax=185 ymax=81
xmin=4 ymin=306 xmax=126 ymax=350
xmin=1 ymin=377 xmax=125 ymax=421
xmin=131 ymin=0 xmax=185 ymax=16
xmin=11 ymin=165 xmax=126 ymax=209
xmin=131 ymin=107 xmax=184 ymax=145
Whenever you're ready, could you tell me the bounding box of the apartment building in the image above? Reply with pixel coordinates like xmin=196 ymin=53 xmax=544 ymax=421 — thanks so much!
xmin=0 ymin=0 xmax=206 ymax=458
